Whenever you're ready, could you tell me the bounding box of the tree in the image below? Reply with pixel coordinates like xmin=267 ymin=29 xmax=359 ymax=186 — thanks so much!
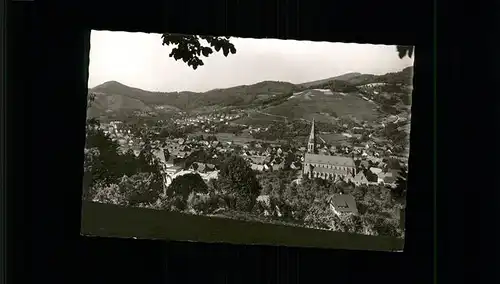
xmin=87 ymin=92 xmax=97 ymax=110
xmin=82 ymin=147 xmax=101 ymax=200
xmin=392 ymin=166 xmax=408 ymax=201
xmin=166 ymin=173 xmax=208 ymax=201
xmin=218 ymin=155 xmax=261 ymax=211
xmin=396 ymin=45 xmax=414 ymax=59
xmin=361 ymin=214 xmax=403 ymax=238
xmin=304 ymin=200 xmax=335 ymax=229
xmin=161 ymin=34 xmax=237 ymax=70
xmin=119 ymin=172 xmax=163 ymax=206
xmin=283 ymin=152 xmax=295 ymax=170
xmin=85 ymin=126 xmax=125 ymax=186
xmin=187 ymin=191 xmax=223 ymax=215
xmin=352 ymin=184 xmax=368 ymax=201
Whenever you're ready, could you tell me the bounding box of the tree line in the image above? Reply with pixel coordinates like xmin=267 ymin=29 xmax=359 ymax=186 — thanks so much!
xmin=85 ymin=121 xmax=406 ymax=238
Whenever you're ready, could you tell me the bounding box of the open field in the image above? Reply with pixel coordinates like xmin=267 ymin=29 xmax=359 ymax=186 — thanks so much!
xmin=265 ymin=92 xmax=380 ymax=122
xmin=190 ymin=132 xmax=285 ymax=144
xmin=318 ymin=133 xmax=350 ymax=144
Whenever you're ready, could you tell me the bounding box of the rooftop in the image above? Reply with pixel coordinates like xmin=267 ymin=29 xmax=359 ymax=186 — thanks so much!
xmin=304 ymin=154 xmax=355 ymax=167
xmin=328 ymin=194 xmax=358 ymax=214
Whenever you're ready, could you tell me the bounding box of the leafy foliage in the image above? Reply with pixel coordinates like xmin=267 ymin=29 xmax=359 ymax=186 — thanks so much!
xmin=118 ymin=172 xmax=163 ymax=206
xmin=166 ymin=173 xmax=208 ymax=200
xmin=161 ymin=34 xmax=236 ymax=70
xmin=91 ymin=183 xmax=128 ymax=206
xmin=186 ymin=192 xmax=223 ymax=215
xmin=392 ymin=166 xmax=408 ymax=201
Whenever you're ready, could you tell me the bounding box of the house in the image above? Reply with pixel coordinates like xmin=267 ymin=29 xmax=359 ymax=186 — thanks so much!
xmin=179 ymin=145 xmax=191 ymax=152
xmin=189 ymin=162 xmax=216 ymax=173
xmin=199 ymin=170 xmax=219 ymax=182
xmin=272 ymin=162 xmax=285 ymax=171
xmin=369 ymin=167 xmax=383 ymax=175
xmin=133 ymin=149 xmax=141 ymax=157
xmin=378 ymin=169 xmax=400 ymax=184
xmin=247 ymin=155 xmax=268 ymax=165
xmin=251 ymin=164 xmax=265 ymax=171
xmin=383 ymin=173 xmax=398 ymax=184
xmin=164 ymin=165 xmax=183 ymax=189
xmin=328 ymin=194 xmax=358 ymax=216
xmin=290 ymin=162 xmax=299 ymax=170
xmin=151 ymin=149 xmax=167 ymax=165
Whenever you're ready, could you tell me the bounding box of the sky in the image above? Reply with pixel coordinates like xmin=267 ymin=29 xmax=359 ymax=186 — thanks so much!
xmin=88 ymin=30 xmax=414 ymax=93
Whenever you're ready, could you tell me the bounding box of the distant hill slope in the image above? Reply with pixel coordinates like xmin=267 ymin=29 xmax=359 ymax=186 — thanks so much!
xmin=267 ymin=90 xmax=379 ymax=122
xmin=89 ymin=80 xmax=298 ymax=115
xmin=89 ymin=66 xmax=413 ymax=121
xmin=88 ymin=81 xmax=183 ymax=119
xmin=299 ymin=66 xmax=413 ymax=89
xmin=299 ymin=72 xmax=362 ymax=89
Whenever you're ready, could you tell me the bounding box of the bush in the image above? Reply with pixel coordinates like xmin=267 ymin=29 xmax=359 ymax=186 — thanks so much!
xmin=218 ymin=155 xmax=261 ymax=212
xmin=304 ymin=200 xmax=335 ymax=230
xmin=361 ymin=214 xmax=403 ymax=238
xmin=335 ymin=214 xmax=364 ymax=234
xmin=119 ymin=172 xmax=163 ymax=206
xmin=165 ymin=195 xmax=187 ymax=212
xmin=166 ymin=173 xmax=208 ymax=200
xmin=91 ymin=183 xmax=128 ymax=206
xmin=186 ymin=192 xmax=223 ymax=214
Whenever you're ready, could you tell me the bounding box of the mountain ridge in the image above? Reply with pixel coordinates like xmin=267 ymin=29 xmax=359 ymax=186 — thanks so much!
xmin=90 ymin=66 xmax=413 ymax=95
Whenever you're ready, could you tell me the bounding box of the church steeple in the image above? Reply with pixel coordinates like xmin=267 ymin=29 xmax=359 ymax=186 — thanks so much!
xmin=307 ymin=118 xmax=317 ymax=154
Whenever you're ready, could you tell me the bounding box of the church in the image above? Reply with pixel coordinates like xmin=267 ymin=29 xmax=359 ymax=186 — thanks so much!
xmin=302 ymin=119 xmax=356 ymax=181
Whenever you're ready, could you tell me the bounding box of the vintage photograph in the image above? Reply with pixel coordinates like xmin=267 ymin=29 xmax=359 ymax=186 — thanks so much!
xmin=82 ymin=30 xmax=413 ymax=241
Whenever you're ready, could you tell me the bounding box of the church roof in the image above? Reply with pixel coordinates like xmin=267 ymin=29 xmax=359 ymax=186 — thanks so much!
xmin=311 ymin=167 xmax=337 ymax=174
xmin=354 ymin=171 xmax=368 ymax=182
xmin=304 ymin=154 xmax=355 ymax=167
xmin=309 ymin=118 xmax=316 ymax=141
